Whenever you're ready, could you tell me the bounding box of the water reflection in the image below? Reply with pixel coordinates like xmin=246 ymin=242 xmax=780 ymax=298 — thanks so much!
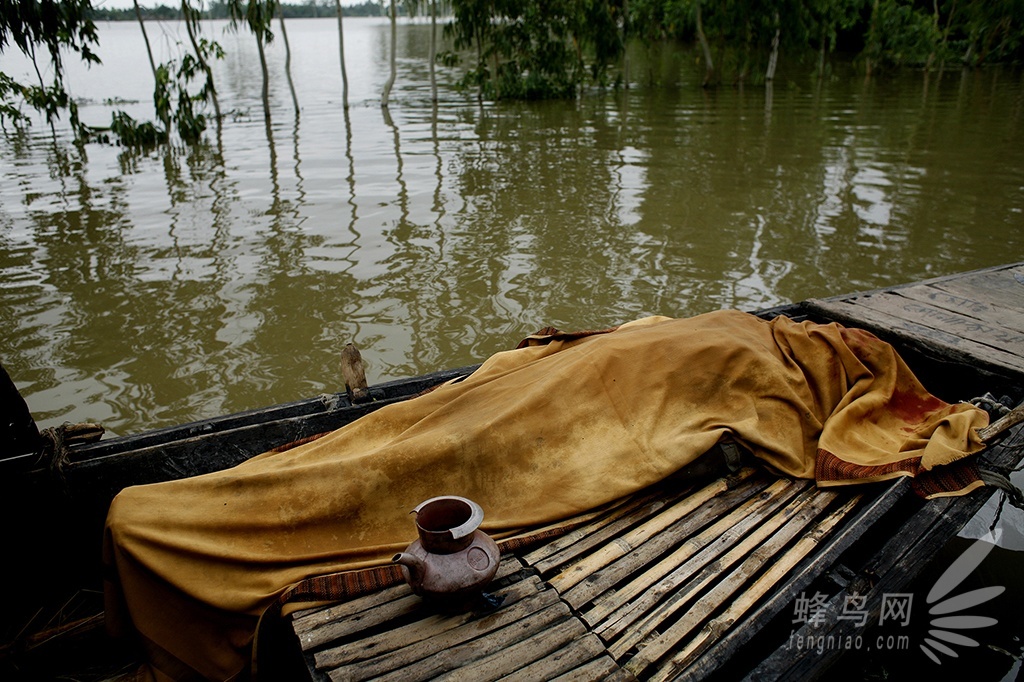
xmin=0 ymin=20 xmax=1022 ymax=437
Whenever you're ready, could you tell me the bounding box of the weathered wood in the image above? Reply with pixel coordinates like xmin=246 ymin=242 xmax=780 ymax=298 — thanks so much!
xmin=301 ymin=562 xmax=533 ymax=661
xmin=327 ymin=595 xmax=567 ymax=682
xmin=680 ymin=478 xmax=910 ymax=681
xmin=978 ymin=400 xmax=1024 ymax=442
xmin=498 ymin=632 xmax=608 ymax=682
xmin=524 ymin=486 xmax=690 ymax=574
xmin=804 ymin=297 xmax=1024 ymax=378
xmin=429 ymin=612 xmax=586 ymax=682
xmin=585 ymin=477 xmax=806 ymax=626
xmin=340 ymin=343 xmax=369 ymax=402
xmin=548 ymin=653 xmax=631 ymax=682
xmin=319 ymin=579 xmax=555 ymax=678
xmin=930 ymin=265 xmax=1024 ymax=317
xmin=901 ymin=283 xmax=1024 ymax=335
xmin=646 ymin=495 xmax=862 ymax=682
xmin=604 ymin=488 xmax=837 ymax=657
xmin=292 ymin=582 xmax=413 ymax=635
xmin=622 ymin=491 xmax=851 ymax=678
xmin=744 ymin=427 xmax=1024 ymax=682
xmin=549 ymin=470 xmax=765 ymax=597
xmin=853 ymin=291 xmax=1024 ymax=354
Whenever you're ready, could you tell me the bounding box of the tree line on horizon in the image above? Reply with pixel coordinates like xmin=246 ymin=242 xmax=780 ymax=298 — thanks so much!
xmin=88 ymin=0 xmax=386 ymax=21
xmin=2 ymin=0 xmax=1022 ymax=148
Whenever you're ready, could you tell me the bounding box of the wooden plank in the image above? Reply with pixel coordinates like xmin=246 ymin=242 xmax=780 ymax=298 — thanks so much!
xmin=842 ymin=292 xmax=1024 ymax=355
xmin=680 ymin=479 xmax=909 ymax=682
xmin=292 ymin=583 xmax=413 ymax=636
xmin=429 ymin=613 xmax=587 ymax=682
xmin=744 ymin=426 xmax=1024 ymax=682
xmin=547 ymin=654 xmax=632 ymax=682
xmin=301 ymin=565 xmax=538 ymax=662
xmin=547 ymin=470 xmax=766 ymax=594
xmin=335 ymin=600 xmax=571 ymax=682
xmin=645 ymin=495 xmax=862 ymax=682
xmin=622 ymin=491 xmax=851 ymax=678
xmin=585 ymin=473 xmax=806 ymax=626
xmin=319 ymin=584 xmax=559 ymax=679
xmin=930 ymin=264 xmax=1024 ymax=314
xmin=554 ymin=473 xmax=772 ymax=606
xmin=897 ymin=284 xmax=1024 ymax=335
xmin=524 ymin=485 xmax=694 ymax=574
xmin=497 ymin=632 xmax=608 ymax=682
xmin=804 ymin=298 xmax=1024 ymax=376
xmin=603 ymin=488 xmax=836 ymax=656
xmin=300 ymin=592 xmax=423 ymax=652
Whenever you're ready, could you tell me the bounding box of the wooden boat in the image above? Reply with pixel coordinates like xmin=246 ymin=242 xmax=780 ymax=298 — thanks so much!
xmin=2 ymin=263 xmax=1023 ymax=680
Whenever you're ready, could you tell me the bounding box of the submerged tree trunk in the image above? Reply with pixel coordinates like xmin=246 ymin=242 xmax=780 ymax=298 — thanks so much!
xmin=256 ymin=32 xmax=271 ymax=120
xmin=622 ymin=0 xmax=630 ymax=88
xmin=766 ymin=10 xmax=780 ymax=81
xmin=278 ymin=6 xmax=300 ymax=112
xmin=335 ymin=0 xmax=350 ymax=107
xmin=182 ymin=0 xmax=221 ymax=123
xmin=429 ymin=0 xmax=438 ymax=102
xmin=134 ymin=0 xmax=169 ymax=131
xmin=818 ymin=27 xmax=827 ymax=78
xmin=695 ymin=1 xmax=714 ymax=87
xmin=381 ymin=0 xmax=397 ymax=108
xmin=865 ymin=0 xmax=880 ymax=77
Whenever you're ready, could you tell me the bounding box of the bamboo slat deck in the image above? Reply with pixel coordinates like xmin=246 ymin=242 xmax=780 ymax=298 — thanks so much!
xmin=292 ymin=467 xmax=898 ymax=681
xmin=289 ymin=263 xmax=1024 ymax=681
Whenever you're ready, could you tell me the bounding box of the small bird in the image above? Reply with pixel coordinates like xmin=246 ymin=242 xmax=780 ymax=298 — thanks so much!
xmin=341 ymin=342 xmax=369 ymax=403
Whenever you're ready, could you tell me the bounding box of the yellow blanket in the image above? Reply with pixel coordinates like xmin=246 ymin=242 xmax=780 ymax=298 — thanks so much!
xmin=103 ymin=311 xmax=989 ymax=680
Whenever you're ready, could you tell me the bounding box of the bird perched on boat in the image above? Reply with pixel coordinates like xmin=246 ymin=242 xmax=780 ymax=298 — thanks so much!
xmin=341 ymin=342 xmax=369 ymax=402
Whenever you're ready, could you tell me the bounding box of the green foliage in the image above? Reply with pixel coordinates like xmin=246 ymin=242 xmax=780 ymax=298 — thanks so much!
xmin=864 ymin=0 xmax=941 ymax=68
xmin=446 ymin=0 xmax=626 ymax=100
xmin=109 ymin=110 xmax=167 ymax=147
xmin=226 ymin=0 xmax=278 ymax=45
xmin=623 ymin=0 xmax=1021 ymax=80
xmin=0 ymin=0 xmax=100 ymax=136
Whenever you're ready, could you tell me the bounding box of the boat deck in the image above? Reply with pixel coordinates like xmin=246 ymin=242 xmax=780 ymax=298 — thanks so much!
xmin=289 ymin=263 xmax=1024 ymax=681
xmin=804 ymin=262 xmax=1024 ymax=383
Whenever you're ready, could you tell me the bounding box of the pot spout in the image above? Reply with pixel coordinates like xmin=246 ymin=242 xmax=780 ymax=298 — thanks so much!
xmin=392 ymin=552 xmax=426 ymax=589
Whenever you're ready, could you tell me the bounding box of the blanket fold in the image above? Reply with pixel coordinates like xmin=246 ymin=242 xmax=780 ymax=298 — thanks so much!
xmin=103 ymin=310 xmax=989 ymax=680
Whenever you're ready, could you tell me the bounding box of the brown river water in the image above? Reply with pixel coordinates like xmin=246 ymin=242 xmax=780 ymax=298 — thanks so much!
xmin=1 ymin=18 xmax=1023 ymax=678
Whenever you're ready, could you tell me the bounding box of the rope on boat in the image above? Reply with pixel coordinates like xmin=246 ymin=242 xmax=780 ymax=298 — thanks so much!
xmin=37 ymin=422 xmax=105 ymax=485
xmin=970 ymin=392 xmax=1013 ymax=419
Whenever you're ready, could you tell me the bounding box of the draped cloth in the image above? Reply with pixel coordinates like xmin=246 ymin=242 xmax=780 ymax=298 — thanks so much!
xmin=102 ymin=311 xmax=990 ymax=680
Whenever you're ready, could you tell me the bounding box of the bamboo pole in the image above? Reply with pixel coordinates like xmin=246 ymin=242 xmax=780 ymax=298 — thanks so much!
xmin=310 ymin=571 xmax=540 ymax=667
xmin=624 ymin=492 xmax=859 ymax=679
xmin=646 ymin=495 xmax=863 ymax=682
xmin=525 ymin=485 xmax=695 ymax=573
xmin=548 ymin=469 xmax=759 ymax=595
xmin=604 ymin=487 xmax=831 ymax=657
xmin=567 ymin=476 xmax=789 ymax=614
xmin=584 ymin=478 xmax=807 ymax=631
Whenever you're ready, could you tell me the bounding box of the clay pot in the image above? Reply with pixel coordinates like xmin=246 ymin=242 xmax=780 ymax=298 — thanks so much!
xmin=392 ymin=496 xmax=500 ymax=598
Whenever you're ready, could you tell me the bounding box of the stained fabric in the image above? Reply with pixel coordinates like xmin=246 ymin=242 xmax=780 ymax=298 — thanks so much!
xmin=103 ymin=310 xmax=989 ymax=680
